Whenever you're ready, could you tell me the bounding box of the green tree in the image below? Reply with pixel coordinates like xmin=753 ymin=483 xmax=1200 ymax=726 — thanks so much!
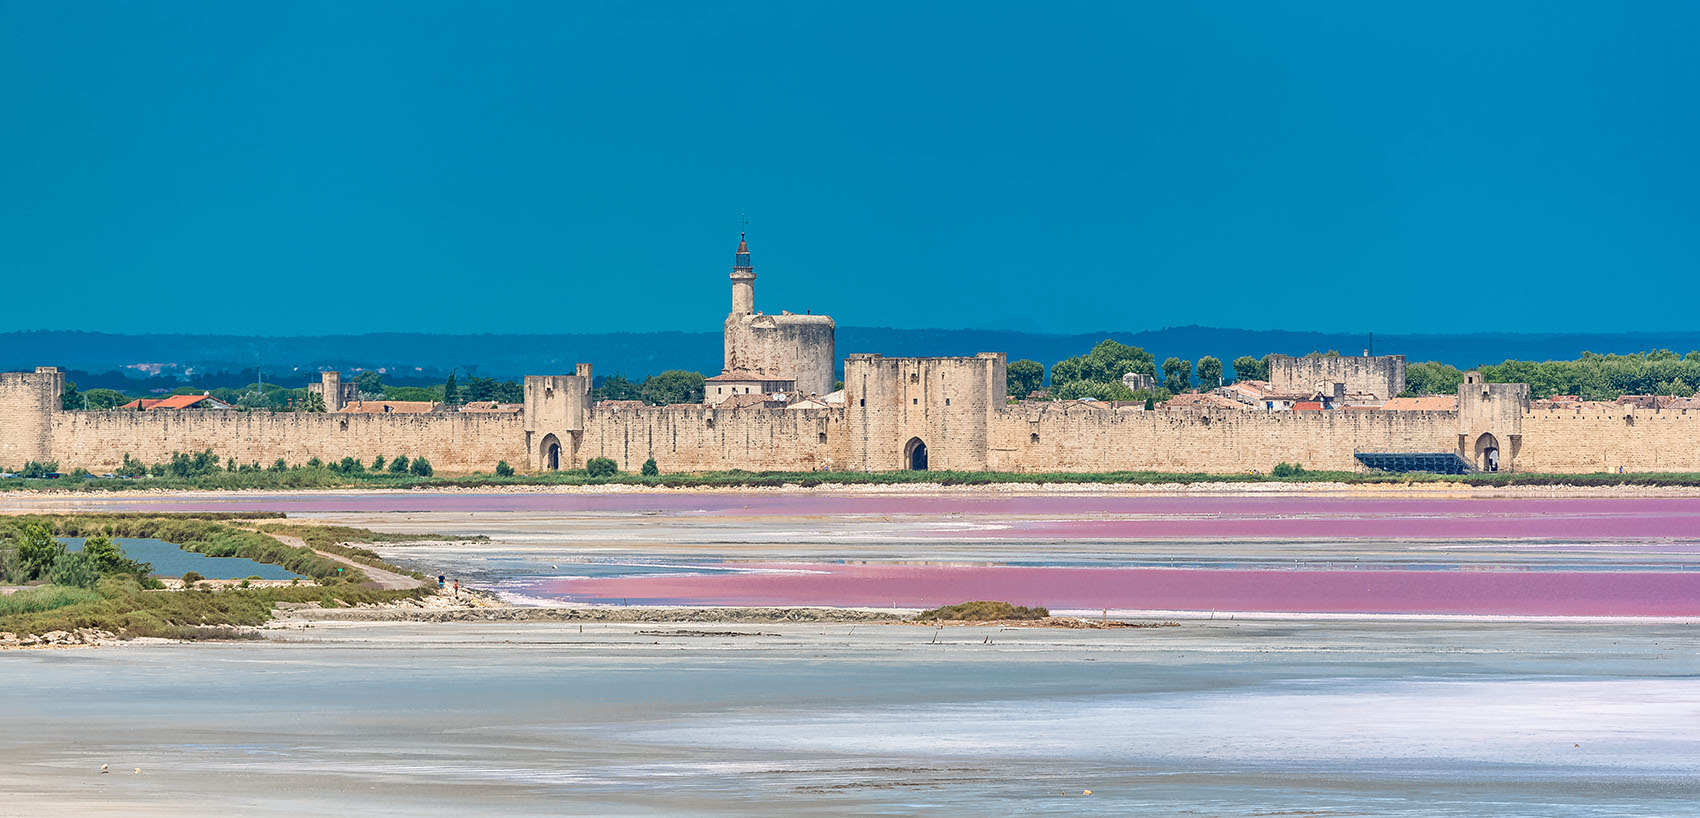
xmin=80 ymin=533 xmax=151 ymax=578
xmin=585 ymin=457 xmax=618 ymax=478
xmin=371 ymin=455 xmax=386 ymax=471
xmin=118 ymin=454 xmax=148 ymax=478
xmin=640 ymin=370 xmax=707 ymax=405
xmin=1162 ymin=357 xmax=1192 ymax=392
xmin=15 ymin=522 xmax=63 ymax=581
xmin=1232 ymin=356 xmax=1266 ymax=382
xmin=1052 ymin=380 xmax=1135 ymax=401
xmin=338 ymin=456 xmax=364 ymax=474
xmin=1403 ymin=361 xmax=1466 ymax=396
xmin=22 ymin=461 xmax=59 ymax=479
xmin=594 ymin=374 xmax=643 ymax=401
xmin=462 ymin=376 xmax=496 ymax=403
xmin=495 ymin=460 xmax=515 ymax=477
xmin=389 ymin=455 xmax=410 ymax=474
xmin=355 ymin=370 xmax=383 ymax=396
xmin=641 ymin=457 xmax=659 ymax=476
xmin=443 ymin=370 xmax=461 ymax=406
xmin=1196 ymin=356 xmax=1223 ymax=389
xmin=1051 ymin=339 xmax=1156 ymax=385
xmin=269 ymin=458 xmax=288 ymax=473
xmin=82 ymin=388 xmax=131 ymax=409
xmin=300 ymin=391 xmax=327 ymax=413
xmin=1006 ymin=359 xmax=1045 ymax=397
xmin=409 ymin=456 xmax=433 ymax=477
xmin=60 ymin=380 xmax=81 ymax=410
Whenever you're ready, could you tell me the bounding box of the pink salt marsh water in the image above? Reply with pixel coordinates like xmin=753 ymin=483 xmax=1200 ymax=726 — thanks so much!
xmin=83 ymin=493 xmax=1700 ymax=541
xmin=541 ymin=563 xmax=1700 ymax=617
xmin=64 ymin=491 xmax=1700 ymax=616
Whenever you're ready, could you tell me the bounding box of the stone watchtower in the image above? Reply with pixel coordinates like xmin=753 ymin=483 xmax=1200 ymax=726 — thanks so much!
xmin=719 ymin=233 xmax=836 ymax=398
xmin=0 ymin=366 xmax=64 ymax=468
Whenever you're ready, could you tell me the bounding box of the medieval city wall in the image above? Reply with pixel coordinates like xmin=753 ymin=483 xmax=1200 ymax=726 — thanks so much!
xmin=986 ymin=407 xmax=1459 ymax=472
xmin=1516 ymin=408 xmax=1700 ymax=473
xmin=578 ymin=405 xmax=847 ymax=473
xmin=44 ymin=410 xmax=527 ymax=474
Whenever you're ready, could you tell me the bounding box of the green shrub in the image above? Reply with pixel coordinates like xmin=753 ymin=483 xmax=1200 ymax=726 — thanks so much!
xmin=641 ymin=458 xmax=659 ymax=476
xmin=269 ymin=458 xmax=288 ymax=473
xmin=410 ymin=456 xmax=433 ymax=477
xmin=1272 ymin=462 xmax=1306 ymax=478
xmin=21 ymin=461 xmax=59 ymax=479
xmin=0 ymin=584 xmax=102 ymax=616
xmin=495 ymin=461 xmax=515 ymax=477
xmin=371 ymin=455 xmax=386 ymax=471
xmin=915 ymin=600 xmax=1050 ymax=621
xmin=118 ymin=454 xmax=148 ymax=478
xmin=389 ymin=455 xmax=410 ymax=474
xmin=180 ymin=571 xmax=204 ymax=584
xmin=586 ymin=457 xmax=618 ymax=478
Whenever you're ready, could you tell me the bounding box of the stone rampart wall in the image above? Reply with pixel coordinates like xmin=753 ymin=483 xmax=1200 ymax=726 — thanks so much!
xmin=579 ymin=405 xmax=846 ymax=473
xmin=1517 ymin=408 xmax=1700 ymax=473
xmin=987 ymin=407 xmax=1458 ymax=472
xmin=45 ymin=411 xmax=526 ymax=474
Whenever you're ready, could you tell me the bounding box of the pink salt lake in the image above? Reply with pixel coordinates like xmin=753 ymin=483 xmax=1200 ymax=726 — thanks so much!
xmin=77 ymin=492 xmax=1700 ymax=616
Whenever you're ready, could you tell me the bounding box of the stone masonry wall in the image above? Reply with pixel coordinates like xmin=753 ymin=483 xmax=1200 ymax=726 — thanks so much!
xmin=578 ymin=405 xmax=846 ymax=473
xmin=724 ymin=314 xmax=837 ymax=397
xmin=1516 ymin=408 xmax=1700 ymax=473
xmin=1268 ymin=354 xmax=1406 ymax=400
xmin=46 ymin=410 xmax=526 ymax=474
xmin=988 ymin=407 xmax=1459 ymax=472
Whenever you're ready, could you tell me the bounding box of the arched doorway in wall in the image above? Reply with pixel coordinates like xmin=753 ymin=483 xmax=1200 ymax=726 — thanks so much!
xmin=905 ymin=437 xmax=928 ymax=471
xmin=541 ymin=433 xmax=562 ymax=471
xmin=1473 ymin=432 xmax=1500 ymax=472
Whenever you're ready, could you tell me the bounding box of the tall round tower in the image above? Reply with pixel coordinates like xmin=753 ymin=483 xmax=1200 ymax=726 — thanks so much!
xmin=730 ymin=233 xmax=755 ymax=315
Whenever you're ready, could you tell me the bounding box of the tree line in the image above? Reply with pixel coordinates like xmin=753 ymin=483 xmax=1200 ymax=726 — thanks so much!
xmin=1006 ymin=342 xmax=1700 ymax=401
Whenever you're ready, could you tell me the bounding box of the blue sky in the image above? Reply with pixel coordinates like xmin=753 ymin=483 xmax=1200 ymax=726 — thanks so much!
xmin=3 ymin=2 xmax=1697 ymax=335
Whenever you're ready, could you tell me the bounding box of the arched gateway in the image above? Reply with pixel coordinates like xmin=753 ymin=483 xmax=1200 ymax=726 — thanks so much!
xmin=905 ymin=437 xmax=928 ymax=471
xmin=1473 ymin=432 xmax=1500 ymax=472
xmin=540 ymin=433 xmax=562 ymax=471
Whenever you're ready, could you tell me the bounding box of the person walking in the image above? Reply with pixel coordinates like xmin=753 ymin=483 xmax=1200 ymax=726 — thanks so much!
xmin=452 ymin=579 xmax=459 ymax=597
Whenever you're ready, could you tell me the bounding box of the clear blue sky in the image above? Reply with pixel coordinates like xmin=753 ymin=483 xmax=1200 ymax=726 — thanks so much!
xmin=3 ymin=2 xmax=1697 ymax=335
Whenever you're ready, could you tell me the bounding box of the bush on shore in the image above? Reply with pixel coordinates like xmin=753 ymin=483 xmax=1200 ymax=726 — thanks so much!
xmin=915 ymin=600 xmax=1050 ymax=621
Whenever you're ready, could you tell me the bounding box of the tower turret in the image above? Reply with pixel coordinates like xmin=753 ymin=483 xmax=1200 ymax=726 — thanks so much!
xmin=730 ymin=233 xmax=755 ymax=315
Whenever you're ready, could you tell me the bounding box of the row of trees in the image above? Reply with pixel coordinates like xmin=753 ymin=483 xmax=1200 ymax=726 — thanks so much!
xmin=1007 ymin=340 xmax=1249 ymax=401
xmin=1404 ymin=351 xmax=1700 ymax=399
xmin=592 ymin=370 xmax=707 ymax=405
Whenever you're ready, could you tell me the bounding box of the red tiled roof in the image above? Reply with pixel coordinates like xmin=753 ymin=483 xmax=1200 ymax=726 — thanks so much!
xmin=117 ymin=394 xmax=232 ymax=410
xmin=1292 ymin=401 xmax=1325 ymax=411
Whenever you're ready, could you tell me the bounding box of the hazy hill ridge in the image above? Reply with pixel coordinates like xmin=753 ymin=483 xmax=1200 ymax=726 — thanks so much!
xmin=7 ymin=327 xmax=1700 ymax=386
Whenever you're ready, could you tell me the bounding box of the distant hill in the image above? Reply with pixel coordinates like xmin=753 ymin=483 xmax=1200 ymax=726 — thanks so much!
xmin=5 ymin=327 xmax=1700 ymax=391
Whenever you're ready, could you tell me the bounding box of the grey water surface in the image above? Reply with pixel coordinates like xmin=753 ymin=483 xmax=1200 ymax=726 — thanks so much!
xmin=2 ymin=619 xmax=1695 ymax=816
